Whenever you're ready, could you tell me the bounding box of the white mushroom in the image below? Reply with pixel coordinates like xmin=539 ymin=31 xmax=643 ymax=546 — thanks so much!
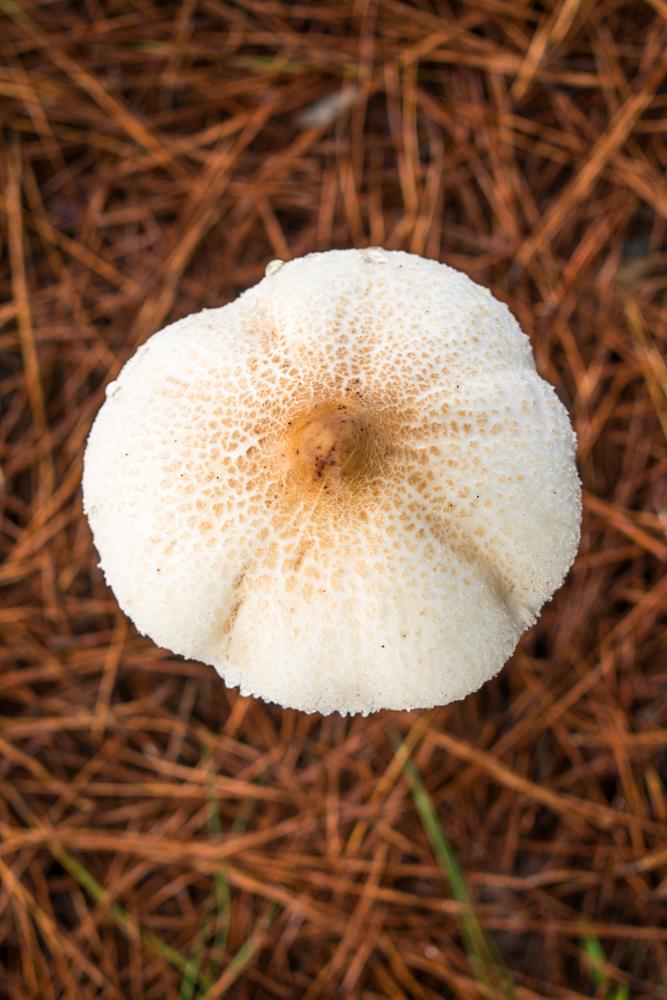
xmin=83 ymin=249 xmax=581 ymax=715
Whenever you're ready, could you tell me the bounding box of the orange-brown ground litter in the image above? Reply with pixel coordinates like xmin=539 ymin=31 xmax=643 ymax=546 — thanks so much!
xmin=1 ymin=3 xmax=666 ymax=998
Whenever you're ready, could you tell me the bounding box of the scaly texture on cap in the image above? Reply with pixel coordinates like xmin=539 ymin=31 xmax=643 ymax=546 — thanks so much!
xmin=83 ymin=249 xmax=581 ymax=715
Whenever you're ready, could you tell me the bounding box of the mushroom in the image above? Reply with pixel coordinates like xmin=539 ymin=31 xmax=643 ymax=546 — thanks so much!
xmin=83 ymin=249 xmax=581 ymax=715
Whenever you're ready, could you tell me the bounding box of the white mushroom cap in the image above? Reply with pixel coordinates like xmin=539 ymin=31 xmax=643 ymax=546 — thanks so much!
xmin=83 ymin=249 xmax=581 ymax=715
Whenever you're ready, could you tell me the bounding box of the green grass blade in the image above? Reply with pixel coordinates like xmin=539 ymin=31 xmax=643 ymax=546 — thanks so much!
xmin=399 ymin=747 xmax=515 ymax=998
xmin=200 ymin=746 xmax=233 ymax=985
xmin=178 ymin=746 xmax=266 ymax=998
xmin=200 ymin=903 xmax=277 ymax=1000
xmin=56 ymin=846 xmax=213 ymax=993
xmin=178 ymin=943 xmax=205 ymax=1000
xmin=581 ymin=933 xmax=630 ymax=999
xmin=582 ymin=933 xmax=608 ymax=991
xmin=239 ymin=56 xmax=309 ymax=74
xmin=6 ymin=774 xmax=220 ymax=996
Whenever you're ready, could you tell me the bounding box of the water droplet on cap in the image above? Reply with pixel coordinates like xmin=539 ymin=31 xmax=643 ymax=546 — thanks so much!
xmin=362 ymin=247 xmax=388 ymax=264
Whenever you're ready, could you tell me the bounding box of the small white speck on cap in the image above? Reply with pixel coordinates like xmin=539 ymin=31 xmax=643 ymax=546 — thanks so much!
xmin=265 ymin=259 xmax=285 ymax=277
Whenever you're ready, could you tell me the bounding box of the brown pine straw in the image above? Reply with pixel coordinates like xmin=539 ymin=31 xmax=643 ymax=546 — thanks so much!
xmin=1 ymin=2 xmax=666 ymax=998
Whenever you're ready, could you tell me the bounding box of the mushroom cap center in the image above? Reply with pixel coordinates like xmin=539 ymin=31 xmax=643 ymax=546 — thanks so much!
xmin=287 ymin=403 xmax=367 ymax=486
